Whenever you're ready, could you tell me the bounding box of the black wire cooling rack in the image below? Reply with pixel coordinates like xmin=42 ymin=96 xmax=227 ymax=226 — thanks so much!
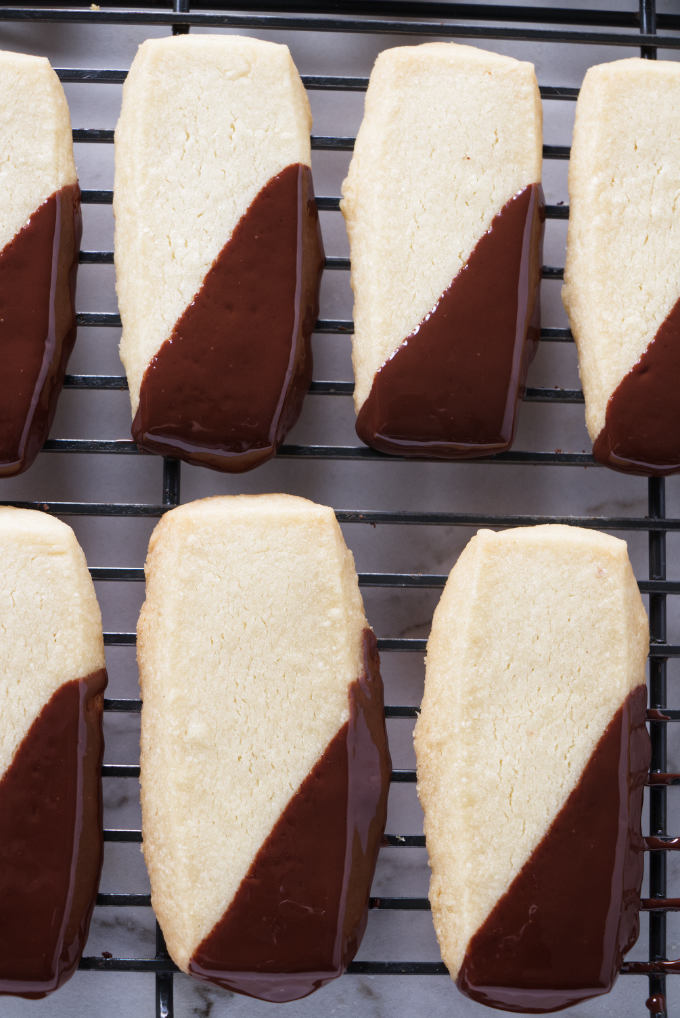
xmin=2 ymin=2 xmax=680 ymax=1016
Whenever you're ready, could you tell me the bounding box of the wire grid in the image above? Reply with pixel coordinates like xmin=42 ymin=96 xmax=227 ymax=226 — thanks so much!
xmin=1 ymin=2 xmax=679 ymax=1016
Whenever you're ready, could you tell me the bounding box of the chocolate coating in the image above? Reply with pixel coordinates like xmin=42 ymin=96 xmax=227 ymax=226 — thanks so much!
xmin=188 ymin=629 xmax=390 ymax=1002
xmin=457 ymin=684 xmax=650 ymax=1013
xmin=0 ymin=185 xmax=81 ymax=477
xmin=132 ymin=163 xmax=324 ymax=472
xmin=0 ymin=669 xmax=107 ymax=998
xmin=356 ymin=183 xmax=544 ymax=458
xmin=593 ymin=295 xmax=680 ymax=475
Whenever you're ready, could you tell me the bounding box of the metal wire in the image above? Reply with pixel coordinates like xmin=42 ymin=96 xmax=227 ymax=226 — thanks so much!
xmin=0 ymin=3 xmax=675 ymax=1016
xmin=636 ymin=5 xmax=669 ymax=1014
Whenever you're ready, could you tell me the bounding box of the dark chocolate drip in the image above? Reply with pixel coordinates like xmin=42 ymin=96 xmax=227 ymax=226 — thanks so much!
xmin=646 ymin=836 xmax=680 ymax=851
xmin=593 ymin=295 xmax=680 ymax=475
xmin=645 ymin=898 xmax=680 ymax=909
xmin=132 ymin=163 xmax=324 ymax=473
xmin=646 ymin=995 xmax=667 ymax=1016
xmin=0 ymin=669 xmax=107 ymax=999
xmin=188 ymin=629 xmax=391 ymax=1002
xmin=0 ymin=185 xmax=81 ymax=477
xmin=355 ymin=183 xmax=544 ymax=458
xmin=647 ymin=772 xmax=680 ymax=786
xmin=647 ymin=708 xmax=672 ymax=722
xmin=457 ymin=685 xmax=650 ymax=1013
xmin=627 ymin=960 xmax=680 ymax=974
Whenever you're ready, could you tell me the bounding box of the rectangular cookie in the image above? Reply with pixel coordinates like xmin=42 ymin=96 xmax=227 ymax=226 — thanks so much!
xmin=415 ymin=525 xmax=649 ymax=1012
xmin=0 ymin=51 xmax=80 ymax=477
xmin=563 ymin=59 xmax=680 ymax=475
xmin=138 ymin=494 xmax=390 ymax=1002
xmin=0 ymin=509 xmax=106 ymax=998
xmin=115 ymin=36 xmax=324 ymax=473
xmin=341 ymin=42 xmax=543 ymax=458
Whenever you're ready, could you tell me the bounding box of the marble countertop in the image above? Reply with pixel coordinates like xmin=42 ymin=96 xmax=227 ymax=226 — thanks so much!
xmin=2 ymin=4 xmax=679 ymax=1017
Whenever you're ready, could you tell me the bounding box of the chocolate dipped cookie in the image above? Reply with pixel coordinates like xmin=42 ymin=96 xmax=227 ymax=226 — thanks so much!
xmin=0 ymin=51 xmax=81 ymax=477
xmin=563 ymin=58 xmax=680 ymax=475
xmin=415 ymin=525 xmax=649 ymax=1012
xmin=341 ymin=43 xmax=543 ymax=458
xmin=138 ymin=494 xmax=390 ymax=1001
xmin=115 ymin=36 xmax=324 ymax=472
xmin=0 ymin=509 xmax=106 ymax=998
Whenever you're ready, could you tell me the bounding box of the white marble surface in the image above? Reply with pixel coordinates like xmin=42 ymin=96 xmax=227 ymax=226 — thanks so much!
xmin=1 ymin=4 xmax=680 ymax=1017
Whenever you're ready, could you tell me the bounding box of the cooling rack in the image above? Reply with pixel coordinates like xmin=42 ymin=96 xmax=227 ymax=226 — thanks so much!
xmin=1 ymin=2 xmax=679 ymax=1017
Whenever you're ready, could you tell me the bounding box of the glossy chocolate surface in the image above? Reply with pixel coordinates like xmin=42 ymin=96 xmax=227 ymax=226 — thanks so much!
xmin=356 ymin=183 xmax=544 ymax=458
xmin=188 ymin=629 xmax=391 ymax=1002
xmin=132 ymin=163 xmax=324 ymax=472
xmin=457 ymin=684 xmax=650 ymax=1013
xmin=0 ymin=669 xmax=107 ymax=998
xmin=0 ymin=185 xmax=81 ymax=477
xmin=593 ymin=295 xmax=680 ymax=475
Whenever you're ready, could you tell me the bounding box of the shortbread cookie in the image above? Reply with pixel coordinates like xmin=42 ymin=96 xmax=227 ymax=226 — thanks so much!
xmin=115 ymin=36 xmax=324 ymax=473
xmin=138 ymin=495 xmax=390 ymax=1001
xmin=563 ymin=59 xmax=680 ymax=475
xmin=415 ymin=525 xmax=649 ymax=1012
xmin=0 ymin=51 xmax=80 ymax=477
xmin=341 ymin=43 xmax=543 ymax=458
xmin=0 ymin=509 xmax=106 ymax=998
